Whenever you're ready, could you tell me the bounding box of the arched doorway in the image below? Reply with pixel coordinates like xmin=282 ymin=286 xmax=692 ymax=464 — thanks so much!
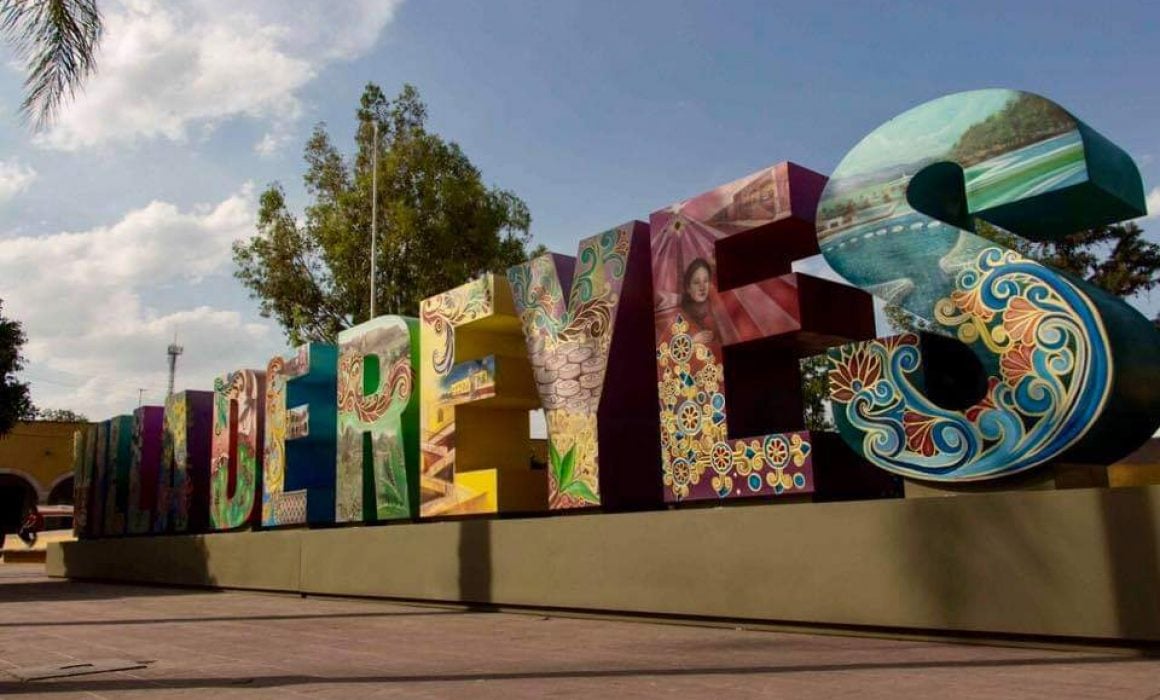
xmin=0 ymin=473 xmax=37 ymax=535
xmin=47 ymin=476 xmax=74 ymax=505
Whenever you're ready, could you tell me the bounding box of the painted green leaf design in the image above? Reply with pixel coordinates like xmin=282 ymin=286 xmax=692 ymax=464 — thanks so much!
xmin=558 ymin=444 xmax=575 ymax=489
xmin=562 ymin=479 xmax=598 ymax=505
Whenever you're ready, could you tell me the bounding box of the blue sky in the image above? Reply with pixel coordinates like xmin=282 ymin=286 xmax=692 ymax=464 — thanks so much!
xmin=0 ymin=0 xmax=1157 ymax=418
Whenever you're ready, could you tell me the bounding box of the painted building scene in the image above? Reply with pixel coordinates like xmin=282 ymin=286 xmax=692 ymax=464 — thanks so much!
xmin=1 ymin=2 xmax=1159 ymax=696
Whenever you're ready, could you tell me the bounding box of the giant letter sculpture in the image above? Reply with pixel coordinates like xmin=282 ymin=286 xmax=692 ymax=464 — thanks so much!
xmin=336 ymin=317 xmax=419 ymax=522
xmin=89 ymin=422 xmax=108 ymax=537
xmin=127 ymin=406 xmax=163 ymax=534
xmin=102 ymin=415 xmax=134 ymax=535
xmin=210 ymin=370 xmax=266 ymax=530
xmin=419 ymin=275 xmax=544 ymax=516
xmin=651 ymin=162 xmax=876 ymax=502
xmin=817 ymin=89 xmax=1160 ymax=481
xmin=264 ymin=344 xmax=338 ymax=526
xmin=72 ymin=425 xmax=93 ymax=538
xmin=508 ymin=222 xmax=662 ymax=510
xmin=156 ymin=391 xmax=213 ymax=533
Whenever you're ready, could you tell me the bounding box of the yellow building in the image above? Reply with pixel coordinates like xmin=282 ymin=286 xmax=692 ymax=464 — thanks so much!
xmin=0 ymin=421 xmax=83 ymax=534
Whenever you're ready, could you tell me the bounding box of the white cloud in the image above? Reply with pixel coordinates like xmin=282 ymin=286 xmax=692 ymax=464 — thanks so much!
xmin=1146 ymin=186 xmax=1160 ymax=219
xmin=0 ymin=160 xmax=37 ymax=200
xmin=253 ymin=131 xmax=290 ymax=157
xmin=0 ymin=185 xmax=288 ymax=419
xmin=36 ymin=0 xmax=403 ymax=151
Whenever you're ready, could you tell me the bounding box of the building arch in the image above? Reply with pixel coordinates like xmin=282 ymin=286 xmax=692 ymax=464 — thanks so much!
xmin=0 ymin=467 xmax=45 ymax=500
xmin=47 ymin=474 xmax=74 ymax=505
xmin=0 ymin=471 xmax=39 ymax=535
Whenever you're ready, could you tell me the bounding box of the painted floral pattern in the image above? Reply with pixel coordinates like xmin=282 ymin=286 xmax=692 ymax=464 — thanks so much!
xmin=508 ymin=226 xmax=631 ymax=509
xmin=657 ymin=315 xmax=811 ymax=501
xmin=210 ymin=370 xmax=265 ymax=529
xmin=827 ymin=246 xmax=1112 ymax=481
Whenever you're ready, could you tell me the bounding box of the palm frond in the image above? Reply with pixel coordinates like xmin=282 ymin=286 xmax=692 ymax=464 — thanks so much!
xmin=0 ymin=0 xmax=102 ymax=130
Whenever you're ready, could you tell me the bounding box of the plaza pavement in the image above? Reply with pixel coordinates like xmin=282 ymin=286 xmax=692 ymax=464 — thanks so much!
xmin=0 ymin=563 xmax=1157 ymax=698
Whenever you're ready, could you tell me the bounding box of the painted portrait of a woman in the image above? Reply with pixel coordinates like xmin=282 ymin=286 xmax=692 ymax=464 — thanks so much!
xmin=680 ymin=257 xmax=718 ymax=344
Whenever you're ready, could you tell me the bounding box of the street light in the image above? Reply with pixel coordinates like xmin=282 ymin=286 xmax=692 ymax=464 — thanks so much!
xmin=369 ymin=120 xmax=379 ymax=320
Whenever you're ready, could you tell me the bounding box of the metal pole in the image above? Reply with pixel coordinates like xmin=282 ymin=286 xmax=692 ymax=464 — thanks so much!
xmin=370 ymin=120 xmax=379 ymax=320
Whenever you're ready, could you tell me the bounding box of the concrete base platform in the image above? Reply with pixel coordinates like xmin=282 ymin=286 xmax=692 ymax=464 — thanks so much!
xmin=49 ymin=485 xmax=1160 ymax=644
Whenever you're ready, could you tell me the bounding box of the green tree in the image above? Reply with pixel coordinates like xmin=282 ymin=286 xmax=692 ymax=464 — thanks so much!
xmin=30 ymin=407 xmax=86 ymax=422
xmin=800 ymin=356 xmax=834 ymax=431
xmin=234 ymin=83 xmax=537 ymax=344
xmin=0 ymin=0 xmax=102 ymax=128
xmin=0 ymin=300 xmax=33 ymax=436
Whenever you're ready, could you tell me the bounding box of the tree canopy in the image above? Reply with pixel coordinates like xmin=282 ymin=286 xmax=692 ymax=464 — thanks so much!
xmin=0 ymin=300 xmax=33 ymax=436
xmin=234 ymin=83 xmax=538 ymax=345
xmin=29 ymin=407 xmax=87 ymax=422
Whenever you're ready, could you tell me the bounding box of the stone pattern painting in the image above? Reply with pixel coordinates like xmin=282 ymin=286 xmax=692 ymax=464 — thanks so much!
xmin=156 ymin=391 xmax=213 ymax=533
xmin=508 ymin=221 xmax=660 ymax=509
xmin=818 ymin=90 xmax=1160 ymax=481
xmin=210 ymin=370 xmax=266 ymax=530
xmin=264 ymin=343 xmax=337 ymax=526
xmin=335 ymin=317 xmax=419 ymax=522
xmin=419 ymin=274 xmax=543 ymax=517
xmin=127 ymin=406 xmax=163 ymax=535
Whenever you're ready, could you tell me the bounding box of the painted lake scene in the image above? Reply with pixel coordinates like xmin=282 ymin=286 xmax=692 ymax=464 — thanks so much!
xmin=816 ymin=90 xmax=1087 ymax=317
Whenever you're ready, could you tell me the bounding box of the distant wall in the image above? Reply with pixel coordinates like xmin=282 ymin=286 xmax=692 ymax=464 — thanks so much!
xmin=0 ymin=421 xmax=85 ymax=502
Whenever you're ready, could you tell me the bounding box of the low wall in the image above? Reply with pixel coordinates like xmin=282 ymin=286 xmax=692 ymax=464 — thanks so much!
xmin=49 ymin=485 xmax=1160 ymax=643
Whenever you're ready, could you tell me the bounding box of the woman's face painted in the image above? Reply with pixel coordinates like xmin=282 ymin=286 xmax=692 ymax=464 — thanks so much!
xmin=687 ymin=267 xmax=710 ymax=303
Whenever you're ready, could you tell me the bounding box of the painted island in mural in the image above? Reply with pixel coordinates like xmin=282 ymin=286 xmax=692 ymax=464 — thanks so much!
xmin=72 ymin=88 xmax=1160 ymax=541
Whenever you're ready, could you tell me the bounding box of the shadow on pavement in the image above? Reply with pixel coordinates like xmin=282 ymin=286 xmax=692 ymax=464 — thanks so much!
xmin=0 ymin=571 xmax=203 ymax=603
xmin=0 ymin=608 xmax=473 ymax=628
xmin=0 ymin=653 xmax=1153 ymax=695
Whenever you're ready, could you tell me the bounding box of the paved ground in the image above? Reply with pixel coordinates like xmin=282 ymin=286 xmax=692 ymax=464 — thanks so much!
xmin=0 ymin=564 xmax=1158 ymax=698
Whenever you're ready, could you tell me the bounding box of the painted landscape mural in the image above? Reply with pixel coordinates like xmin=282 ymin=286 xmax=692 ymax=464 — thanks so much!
xmin=419 ymin=275 xmax=543 ymax=517
xmin=818 ymin=89 xmax=1160 ymax=481
xmin=335 ymin=317 xmax=419 ymax=522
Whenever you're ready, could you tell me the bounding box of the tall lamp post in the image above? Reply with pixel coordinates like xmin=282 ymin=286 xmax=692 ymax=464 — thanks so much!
xmin=369 ymin=120 xmax=379 ymax=319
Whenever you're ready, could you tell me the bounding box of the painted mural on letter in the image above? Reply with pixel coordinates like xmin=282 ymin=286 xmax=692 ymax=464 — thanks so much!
xmin=419 ymin=274 xmax=543 ymax=517
xmin=508 ymin=222 xmax=660 ymax=509
xmin=72 ymin=425 xmax=93 ymax=538
xmin=210 ymin=369 xmax=266 ymax=530
xmin=264 ymin=343 xmax=337 ymax=526
xmin=336 ymin=317 xmax=418 ymax=522
xmin=156 ymin=390 xmax=213 ymax=533
xmin=127 ymin=406 xmax=163 ymax=534
xmin=102 ymin=415 xmax=134 ymax=536
xmin=650 ymin=163 xmax=871 ymax=503
xmin=818 ymin=89 xmax=1160 ymax=480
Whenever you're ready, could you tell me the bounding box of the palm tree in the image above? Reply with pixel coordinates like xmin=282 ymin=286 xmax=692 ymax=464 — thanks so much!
xmin=0 ymin=0 xmax=101 ymax=129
